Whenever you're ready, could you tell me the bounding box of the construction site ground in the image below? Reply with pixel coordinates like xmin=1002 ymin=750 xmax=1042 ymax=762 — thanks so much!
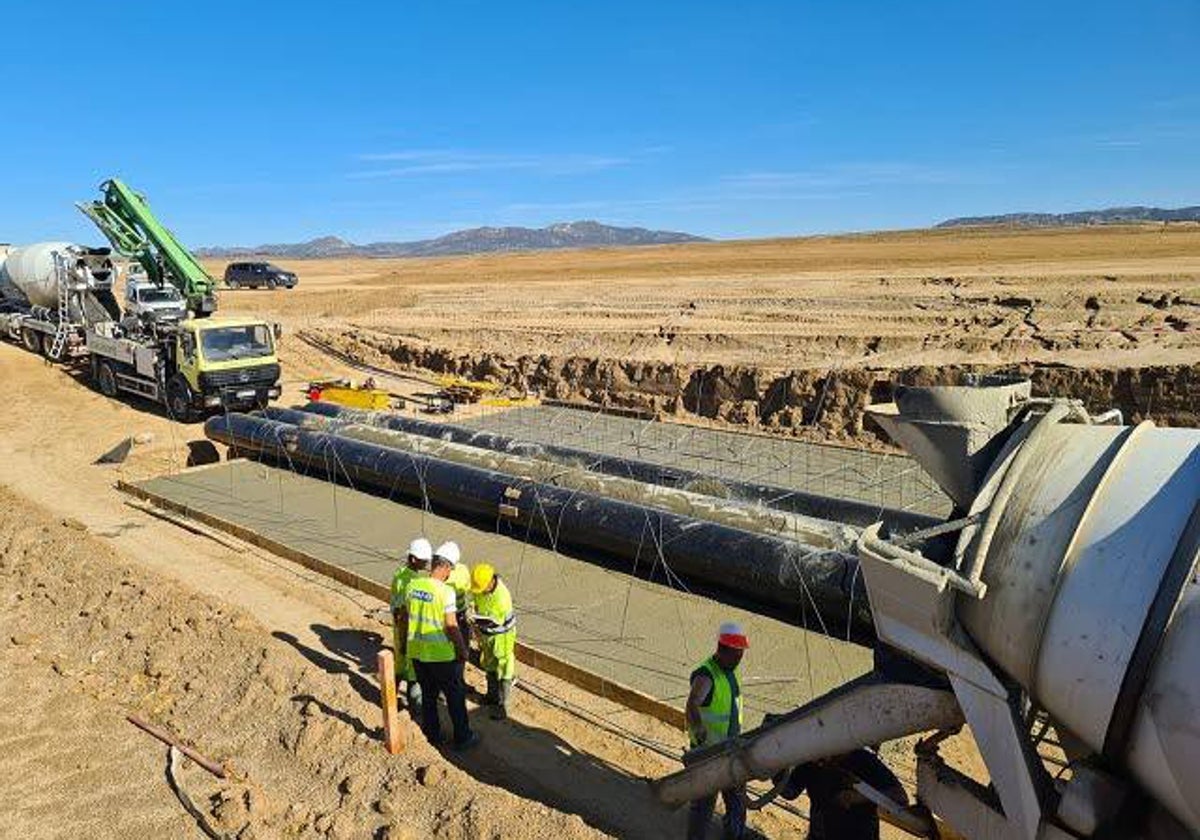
xmin=129 ymin=459 xmax=872 ymax=725
xmin=6 ymin=224 xmax=1178 ymax=838
xmin=1 ymin=341 xmax=866 ymax=838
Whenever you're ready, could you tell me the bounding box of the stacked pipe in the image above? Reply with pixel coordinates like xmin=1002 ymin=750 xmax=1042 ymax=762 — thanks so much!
xmin=205 ymin=412 xmax=873 ymax=636
xmin=262 ymin=406 xmax=858 ymax=550
xmin=299 ymin=401 xmax=940 ymax=535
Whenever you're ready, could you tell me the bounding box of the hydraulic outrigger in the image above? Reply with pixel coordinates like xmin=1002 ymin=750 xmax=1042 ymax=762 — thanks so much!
xmin=77 ymin=178 xmax=218 ymax=316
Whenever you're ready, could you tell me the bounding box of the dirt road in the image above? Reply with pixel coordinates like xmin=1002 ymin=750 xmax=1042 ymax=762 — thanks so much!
xmin=0 ymin=341 xmax=827 ymax=838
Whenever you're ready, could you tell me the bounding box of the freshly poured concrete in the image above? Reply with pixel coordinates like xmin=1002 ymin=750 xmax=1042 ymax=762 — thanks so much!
xmin=135 ymin=460 xmax=871 ymax=725
xmin=457 ymin=405 xmax=952 ymax=518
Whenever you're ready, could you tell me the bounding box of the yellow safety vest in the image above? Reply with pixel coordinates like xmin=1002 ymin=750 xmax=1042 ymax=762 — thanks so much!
xmin=447 ymin=563 xmax=472 ymax=609
xmin=473 ymin=578 xmax=516 ymax=680
xmin=406 ymin=576 xmax=457 ymax=663
xmin=390 ymin=565 xmax=420 ymax=611
xmin=473 ymin=578 xmax=515 ymax=635
xmin=691 ymin=656 xmax=742 ymax=747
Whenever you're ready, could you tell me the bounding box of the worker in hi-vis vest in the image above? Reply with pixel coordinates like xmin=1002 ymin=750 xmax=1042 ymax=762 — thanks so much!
xmin=470 ymin=563 xmax=516 ymax=720
xmin=437 ymin=541 xmax=473 ymax=649
xmin=390 ymin=537 xmax=432 ymax=709
xmin=685 ymin=621 xmax=749 ymax=840
xmin=399 ymin=549 xmax=480 ymax=751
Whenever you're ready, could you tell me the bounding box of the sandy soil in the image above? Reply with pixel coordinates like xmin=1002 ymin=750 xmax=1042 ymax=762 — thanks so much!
xmin=0 ymin=342 xmax=822 ymax=839
xmin=205 ymin=225 xmax=1200 ymax=372
xmin=199 ymin=225 xmax=1199 ymax=445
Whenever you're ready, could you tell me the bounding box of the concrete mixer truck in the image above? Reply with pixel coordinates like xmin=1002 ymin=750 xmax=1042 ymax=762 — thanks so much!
xmin=1 ymin=177 xmax=284 ymax=420
xmin=0 ymin=241 xmax=119 ymax=359
xmin=0 ymin=241 xmax=282 ymax=420
xmin=653 ymin=377 xmax=1200 ymax=840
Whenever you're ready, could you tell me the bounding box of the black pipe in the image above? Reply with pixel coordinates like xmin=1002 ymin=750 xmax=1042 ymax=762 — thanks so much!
xmin=296 ymin=402 xmax=940 ymax=534
xmin=208 ymin=412 xmax=873 ymax=637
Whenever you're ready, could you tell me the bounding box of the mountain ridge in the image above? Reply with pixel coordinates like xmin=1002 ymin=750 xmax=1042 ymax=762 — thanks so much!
xmin=937 ymin=205 xmax=1200 ymax=228
xmin=197 ymin=220 xmax=708 ymax=259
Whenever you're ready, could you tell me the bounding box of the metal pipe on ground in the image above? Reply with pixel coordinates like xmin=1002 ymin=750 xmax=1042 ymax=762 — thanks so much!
xmin=296 ymin=401 xmax=939 ymax=535
xmin=262 ymin=406 xmax=857 ymax=551
xmin=206 ymin=412 xmax=873 ymax=636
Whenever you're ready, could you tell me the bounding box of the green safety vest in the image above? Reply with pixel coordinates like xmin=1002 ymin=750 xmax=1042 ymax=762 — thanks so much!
xmin=473 ymin=578 xmax=517 ymax=679
xmin=473 ymin=578 xmax=515 ymax=635
xmin=447 ymin=563 xmax=472 ymax=609
xmin=406 ymin=576 xmax=457 ymax=663
xmin=390 ymin=565 xmax=420 ymax=611
xmin=691 ymin=656 xmax=742 ymax=747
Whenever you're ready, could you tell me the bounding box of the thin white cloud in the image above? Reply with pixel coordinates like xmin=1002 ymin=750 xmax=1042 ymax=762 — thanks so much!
xmin=1092 ymin=138 xmax=1144 ymax=149
xmin=350 ymin=149 xmax=629 ymax=179
xmin=503 ymin=189 xmax=866 ymax=218
xmin=721 ymin=162 xmax=978 ymax=190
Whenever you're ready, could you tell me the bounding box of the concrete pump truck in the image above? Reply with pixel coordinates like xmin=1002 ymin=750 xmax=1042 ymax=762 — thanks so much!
xmin=0 ymin=179 xmax=282 ymax=421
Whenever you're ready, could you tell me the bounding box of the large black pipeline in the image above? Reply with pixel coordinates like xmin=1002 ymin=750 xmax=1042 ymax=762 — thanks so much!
xmin=298 ymin=401 xmax=940 ymax=534
xmin=263 ymin=406 xmax=858 ymax=549
xmin=207 ymin=412 xmax=873 ymax=637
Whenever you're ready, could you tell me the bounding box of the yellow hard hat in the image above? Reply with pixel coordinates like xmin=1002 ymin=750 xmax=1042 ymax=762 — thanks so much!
xmin=471 ymin=563 xmax=496 ymax=593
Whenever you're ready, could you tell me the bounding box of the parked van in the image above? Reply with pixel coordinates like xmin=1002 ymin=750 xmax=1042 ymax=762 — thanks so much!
xmin=223 ymin=262 xmax=298 ymax=290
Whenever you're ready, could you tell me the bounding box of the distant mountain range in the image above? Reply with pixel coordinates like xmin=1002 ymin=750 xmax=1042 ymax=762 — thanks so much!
xmin=197 ymin=220 xmax=708 ymax=259
xmin=937 ymin=205 xmax=1200 ymax=228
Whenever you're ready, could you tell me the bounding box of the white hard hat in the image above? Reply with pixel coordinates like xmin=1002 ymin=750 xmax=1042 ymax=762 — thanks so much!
xmin=434 ymin=541 xmax=461 ymax=566
xmin=407 ymin=537 xmax=433 ymax=562
xmin=717 ymin=621 xmax=749 ymax=650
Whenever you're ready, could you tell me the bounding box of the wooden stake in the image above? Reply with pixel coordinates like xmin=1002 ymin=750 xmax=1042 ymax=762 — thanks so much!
xmin=127 ymin=714 xmax=227 ymax=779
xmin=377 ymin=649 xmax=405 ymax=754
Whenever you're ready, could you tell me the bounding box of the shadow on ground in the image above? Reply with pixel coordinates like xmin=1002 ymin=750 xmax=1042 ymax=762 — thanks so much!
xmin=276 ymin=622 xmax=766 ymax=839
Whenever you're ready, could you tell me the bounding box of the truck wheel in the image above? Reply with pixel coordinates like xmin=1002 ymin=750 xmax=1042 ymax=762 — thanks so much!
xmin=96 ymin=361 xmax=119 ymax=398
xmin=40 ymin=333 xmax=61 ymax=361
xmin=266 ymin=279 xmax=277 ymax=290
xmin=21 ymin=328 xmax=40 ymax=353
xmin=167 ymin=376 xmax=197 ymax=423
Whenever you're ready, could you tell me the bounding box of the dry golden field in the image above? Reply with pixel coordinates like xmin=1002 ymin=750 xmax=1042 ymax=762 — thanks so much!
xmin=208 ymin=224 xmax=1200 ymax=371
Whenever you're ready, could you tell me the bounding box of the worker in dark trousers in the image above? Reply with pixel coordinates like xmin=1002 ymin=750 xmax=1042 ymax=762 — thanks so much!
xmin=390 ymin=537 xmax=432 ymax=709
xmin=686 ymin=622 xmax=750 ymax=840
xmin=399 ymin=550 xmax=480 ymax=751
xmin=777 ymin=748 xmax=910 ymax=840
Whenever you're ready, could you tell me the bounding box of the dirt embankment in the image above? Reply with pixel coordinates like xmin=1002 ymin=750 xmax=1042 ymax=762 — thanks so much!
xmin=0 ymin=487 xmax=613 ymax=840
xmin=313 ymin=328 xmax=1200 ymax=444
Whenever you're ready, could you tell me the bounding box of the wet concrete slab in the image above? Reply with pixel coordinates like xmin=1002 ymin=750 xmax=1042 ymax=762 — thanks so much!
xmin=456 ymin=405 xmax=952 ymax=518
xmin=134 ymin=459 xmax=871 ymax=727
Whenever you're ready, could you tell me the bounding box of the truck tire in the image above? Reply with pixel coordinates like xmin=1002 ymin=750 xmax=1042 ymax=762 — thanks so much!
xmin=95 ymin=360 xmax=119 ymax=398
xmin=40 ymin=332 xmax=62 ymax=362
xmin=21 ymin=328 xmax=40 ymax=353
xmin=167 ymin=375 xmax=197 ymax=423
xmin=266 ymin=279 xmax=277 ymax=290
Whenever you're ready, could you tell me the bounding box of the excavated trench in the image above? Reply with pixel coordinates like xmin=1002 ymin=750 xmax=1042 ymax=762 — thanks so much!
xmin=308 ymin=327 xmax=1200 ymax=446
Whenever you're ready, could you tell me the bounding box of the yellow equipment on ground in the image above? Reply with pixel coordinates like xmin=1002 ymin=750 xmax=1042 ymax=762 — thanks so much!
xmin=306 ymin=378 xmax=396 ymax=410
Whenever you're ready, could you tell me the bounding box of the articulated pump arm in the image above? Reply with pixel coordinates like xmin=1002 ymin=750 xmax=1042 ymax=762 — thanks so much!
xmin=77 ymin=178 xmax=217 ymax=316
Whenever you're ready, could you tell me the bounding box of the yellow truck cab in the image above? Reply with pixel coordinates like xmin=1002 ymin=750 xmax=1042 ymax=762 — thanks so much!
xmin=87 ymin=314 xmax=282 ymax=421
xmin=173 ymin=316 xmax=282 ymax=419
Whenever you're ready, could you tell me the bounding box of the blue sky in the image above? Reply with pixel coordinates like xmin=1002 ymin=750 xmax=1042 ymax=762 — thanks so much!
xmin=1 ymin=1 xmax=1197 ymax=244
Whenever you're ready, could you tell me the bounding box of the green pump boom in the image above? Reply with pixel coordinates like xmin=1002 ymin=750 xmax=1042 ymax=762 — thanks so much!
xmin=77 ymin=178 xmax=217 ymax=316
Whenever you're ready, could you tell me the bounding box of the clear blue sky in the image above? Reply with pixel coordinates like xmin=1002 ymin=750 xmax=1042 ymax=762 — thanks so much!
xmin=2 ymin=1 xmax=1197 ymax=245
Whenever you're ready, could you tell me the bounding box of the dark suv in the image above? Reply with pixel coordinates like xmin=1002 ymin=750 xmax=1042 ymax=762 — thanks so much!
xmin=223 ymin=262 xmax=298 ymax=290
